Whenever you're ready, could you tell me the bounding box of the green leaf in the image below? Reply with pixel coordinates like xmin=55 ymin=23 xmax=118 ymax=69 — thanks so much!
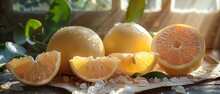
xmin=43 ymin=0 xmax=71 ymax=43
xmin=125 ymin=0 xmax=145 ymax=22
xmin=14 ymin=20 xmax=43 ymax=45
xmin=25 ymin=19 xmax=43 ymax=40
xmin=0 ymin=42 xmax=27 ymax=70
xmin=132 ymin=71 xmax=169 ymax=79
xmin=13 ymin=24 xmax=26 ymax=45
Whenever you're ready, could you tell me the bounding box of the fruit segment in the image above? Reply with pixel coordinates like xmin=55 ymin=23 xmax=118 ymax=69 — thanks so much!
xmin=109 ymin=52 xmax=158 ymax=76
xmin=69 ymin=56 xmax=120 ymax=82
xmin=6 ymin=50 xmax=61 ymax=86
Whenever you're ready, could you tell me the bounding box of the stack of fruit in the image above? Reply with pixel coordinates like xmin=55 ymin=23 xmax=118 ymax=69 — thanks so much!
xmin=6 ymin=23 xmax=205 ymax=86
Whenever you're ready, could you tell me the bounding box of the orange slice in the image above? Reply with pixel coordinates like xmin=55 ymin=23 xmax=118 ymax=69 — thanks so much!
xmin=109 ymin=52 xmax=158 ymax=76
xmin=151 ymin=24 xmax=205 ymax=75
xmin=69 ymin=56 xmax=120 ymax=82
xmin=6 ymin=50 xmax=61 ymax=86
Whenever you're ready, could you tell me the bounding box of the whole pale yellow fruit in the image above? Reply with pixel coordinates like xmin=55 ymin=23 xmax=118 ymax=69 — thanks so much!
xmin=103 ymin=23 xmax=152 ymax=55
xmin=47 ymin=26 xmax=105 ymax=75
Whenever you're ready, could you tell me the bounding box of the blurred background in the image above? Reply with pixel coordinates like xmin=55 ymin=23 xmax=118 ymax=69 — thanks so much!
xmin=0 ymin=0 xmax=220 ymax=50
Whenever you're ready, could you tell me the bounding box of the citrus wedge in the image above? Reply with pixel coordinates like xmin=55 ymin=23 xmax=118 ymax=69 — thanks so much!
xmin=109 ymin=52 xmax=158 ymax=76
xmin=6 ymin=50 xmax=61 ymax=86
xmin=69 ymin=56 xmax=120 ymax=82
xmin=152 ymin=24 xmax=205 ymax=75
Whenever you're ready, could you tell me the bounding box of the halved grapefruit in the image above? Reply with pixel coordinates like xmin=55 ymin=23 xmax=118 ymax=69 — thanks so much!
xmin=151 ymin=24 xmax=205 ymax=75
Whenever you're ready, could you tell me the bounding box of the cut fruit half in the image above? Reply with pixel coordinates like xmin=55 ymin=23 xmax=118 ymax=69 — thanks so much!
xmin=151 ymin=24 xmax=205 ymax=75
xmin=6 ymin=50 xmax=61 ymax=86
xmin=69 ymin=56 xmax=120 ymax=82
xmin=109 ymin=52 xmax=158 ymax=76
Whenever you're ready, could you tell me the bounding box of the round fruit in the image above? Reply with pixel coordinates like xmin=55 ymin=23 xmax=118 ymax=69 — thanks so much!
xmin=151 ymin=24 xmax=205 ymax=76
xmin=103 ymin=23 xmax=152 ymax=55
xmin=109 ymin=52 xmax=158 ymax=76
xmin=6 ymin=50 xmax=61 ymax=86
xmin=69 ymin=56 xmax=120 ymax=82
xmin=47 ymin=26 xmax=105 ymax=75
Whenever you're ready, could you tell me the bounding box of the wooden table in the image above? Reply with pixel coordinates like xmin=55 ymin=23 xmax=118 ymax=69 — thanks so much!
xmin=1 ymin=74 xmax=220 ymax=94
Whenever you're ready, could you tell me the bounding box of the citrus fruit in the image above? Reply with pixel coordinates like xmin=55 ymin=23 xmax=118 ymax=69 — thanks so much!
xmin=47 ymin=26 xmax=105 ymax=75
xmin=151 ymin=24 xmax=205 ymax=76
xmin=103 ymin=23 xmax=152 ymax=55
xmin=6 ymin=50 xmax=61 ymax=86
xmin=69 ymin=56 xmax=120 ymax=82
xmin=109 ymin=52 xmax=158 ymax=76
